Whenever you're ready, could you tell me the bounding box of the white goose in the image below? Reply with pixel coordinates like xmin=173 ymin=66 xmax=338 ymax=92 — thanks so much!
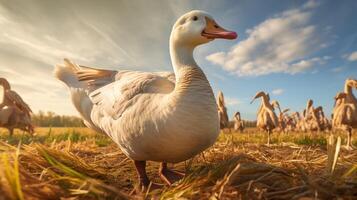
xmin=54 ymin=10 xmax=237 ymax=189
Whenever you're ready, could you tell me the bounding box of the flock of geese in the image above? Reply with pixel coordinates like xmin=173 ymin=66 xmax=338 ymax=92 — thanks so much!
xmin=0 ymin=10 xmax=355 ymax=191
xmin=217 ymin=78 xmax=357 ymax=149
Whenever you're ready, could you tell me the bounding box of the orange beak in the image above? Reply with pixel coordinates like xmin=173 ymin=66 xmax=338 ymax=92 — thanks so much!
xmin=201 ymin=17 xmax=237 ymax=40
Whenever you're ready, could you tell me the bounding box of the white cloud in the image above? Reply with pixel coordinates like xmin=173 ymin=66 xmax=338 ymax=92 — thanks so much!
xmin=331 ymin=66 xmax=345 ymax=72
xmin=0 ymin=0 xmax=194 ymax=115
xmin=206 ymin=52 xmax=226 ymax=66
xmin=303 ymin=0 xmax=320 ymax=9
xmin=347 ymin=51 xmax=357 ymax=62
xmin=272 ymin=89 xmax=284 ymax=95
xmin=225 ymin=97 xmax=242 ymax=106
xmin=206 ymin=2 xmax=326 ymax=77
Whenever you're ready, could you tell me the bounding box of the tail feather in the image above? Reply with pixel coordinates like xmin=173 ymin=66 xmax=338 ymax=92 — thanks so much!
xmin=53 ymin=58 xmax=86 ymax=89
xmin=54 ymin=59 xmax=94 ymax=128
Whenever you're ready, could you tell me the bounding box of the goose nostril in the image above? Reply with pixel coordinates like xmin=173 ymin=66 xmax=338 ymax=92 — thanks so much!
xmin=214 ymin=25 xmax=219 ymax=29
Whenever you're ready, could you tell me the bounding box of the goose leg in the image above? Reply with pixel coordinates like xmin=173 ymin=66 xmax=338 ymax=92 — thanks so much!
xmin=134 ymin=160 xmax=161 ymax=191
xmin=159 ymin=162 xmax=185 ymax=185
xmin=8 ymin=128 xmax=13 ymax=137
xmin=267 ymin=130 xmax=271 ymax=145
xmin=28 ymin=124 xmax=35 ymax=136
xmin=345 ymin=129 xmax=353 ymax=150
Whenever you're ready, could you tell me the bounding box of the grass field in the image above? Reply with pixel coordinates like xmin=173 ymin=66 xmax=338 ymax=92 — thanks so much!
xmin=0 ymin=127 xmax=356 ymax=199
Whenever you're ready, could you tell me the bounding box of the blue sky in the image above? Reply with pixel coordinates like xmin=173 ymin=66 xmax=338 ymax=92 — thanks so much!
xmin=0 ymin=0 xmax=356 ymax=120
xmin=201 ymin=0 xmax=357 ymax=119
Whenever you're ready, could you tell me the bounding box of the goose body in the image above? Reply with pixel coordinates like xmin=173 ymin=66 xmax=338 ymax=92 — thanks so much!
xmin=0 ymin=78 xmax=33 ymax=135
xmin=233 ymin=112 xmax=244 ymax=132
xmin=217 ymin=91 xmax=229 ymax=130
xmin=55 ymin=10 xmax=237 ymax=188
xmin=271 ymin=100 xmax=287 ymax=133
xmin=0 ymin=78 xmax=32 ymax=116
xmin=0 ymin=106 xmax=33 ymax=135
xmin=254 ymin=94 xmax=278 ymax=132
xmin=84 ymin=67 xmax=219 ymax=163
xmin=293 ymin=112 xmax=307 ymax=132
xmin=332 ymin=79 xmax=357 ymax=149
xmin=304 ymin=99 xmax=321 ymax=132
xmin=251 ymin=91 xmax=278 ymax=144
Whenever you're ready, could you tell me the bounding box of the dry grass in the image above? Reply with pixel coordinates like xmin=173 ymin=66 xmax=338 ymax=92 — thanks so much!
xmin=0 ymin=127 xmax=356 ymax=199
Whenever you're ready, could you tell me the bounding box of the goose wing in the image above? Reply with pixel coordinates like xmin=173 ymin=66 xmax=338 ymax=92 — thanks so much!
xmin=282 ymin=108 xmax=290 ymax=113
xmin=5 ymin=90 xmax=32 ymax=115
xmin=265 ymin=109 xmax=278 ymax=127
xmin=76 ymin=63 xmax=175 ymax=89
xmin=0 ymin=85 xmax=4 ymax=106
xmin=75 ymin=64 xmax=175 ymax=119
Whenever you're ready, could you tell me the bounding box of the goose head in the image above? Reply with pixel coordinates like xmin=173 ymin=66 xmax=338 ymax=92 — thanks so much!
xmin=250 ymin=91 xmax=267 ymax=104
xmin=307 ymin=99 xmax=313 ymax=108
xmin=314 ymin=106 xmax=323 ymax=117
xmin=334 ymin=92 xmax=347 ymax=107
xmin=334 ymin=92 xmax=347 ymax=101
xmin=345 ymin=78 xmax=357 ymax=89
xmin=217 ymin=91 xmax=226 ymax=106
xmin=234 ymin=112 xmax=241 ymax=119
xmin=170 ymin=10 xmax=237 ymax=47
xmin=271 ymin=100 xmax=280 ymax=109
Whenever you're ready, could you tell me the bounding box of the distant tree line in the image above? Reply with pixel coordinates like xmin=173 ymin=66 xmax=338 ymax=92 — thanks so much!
xmin=32 ymin=111 xmax=85 ymax=127
xmin=228 ymin=120 xmax=257 ymax=128
xmin=243 ymin=120 xmax=257 ymax=128
xmin=31 ymin=111 xmax=256 ymax=128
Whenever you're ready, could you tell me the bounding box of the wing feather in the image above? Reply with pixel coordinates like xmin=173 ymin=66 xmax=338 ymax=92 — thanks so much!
xmin=75 ymin=65 xmax=175 ymax=119
xmin=0 ymin=85 xmax=4 ymax=106
xmin=5 ymin=90 xmax=32 ymax=115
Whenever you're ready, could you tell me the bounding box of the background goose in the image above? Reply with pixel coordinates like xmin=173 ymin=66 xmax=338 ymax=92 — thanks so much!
xmin=54 ymin=10 xmax=237 ymax=190
xmin=271 ymin=100 xmax=286 ymax=133
xmin=217 ymin=91 xmax=229 ymax=130
xmin=332 ymin=79 xmax=357 ymax=150
xmin=304 ymin=99 xmax=322 ymax=132
xmin=0 ymin=78 xmax=34 ymax=136
xmin=0 ymin=78 xmax=32 ymax=116
xmin=0 ymin=106 xmax=33 ymax=136
xmin=233 ymin=111 xmax=244 ymax=132
xmin=250 ymin=91 xmax=278 ymax=145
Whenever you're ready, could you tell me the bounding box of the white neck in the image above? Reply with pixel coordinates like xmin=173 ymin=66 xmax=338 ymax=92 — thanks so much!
xmin=170 ymin=43 xmax=195 ymax=69
xmin=170 ymin=41 xmax=197 ymax=81
xmin=344 ymin=83 xmax=352 ymax=95
xmin=169 ymin=36 xmax=210 ymax=94
xmin=261 ymin=96 xmax=270 ymax=108
xmin=344 ymin=81 xmax=357 ymax=104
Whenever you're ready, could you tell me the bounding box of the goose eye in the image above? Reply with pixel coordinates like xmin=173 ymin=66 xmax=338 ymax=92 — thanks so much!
xmin=192 ymin=16 xmax=198 ymax=21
